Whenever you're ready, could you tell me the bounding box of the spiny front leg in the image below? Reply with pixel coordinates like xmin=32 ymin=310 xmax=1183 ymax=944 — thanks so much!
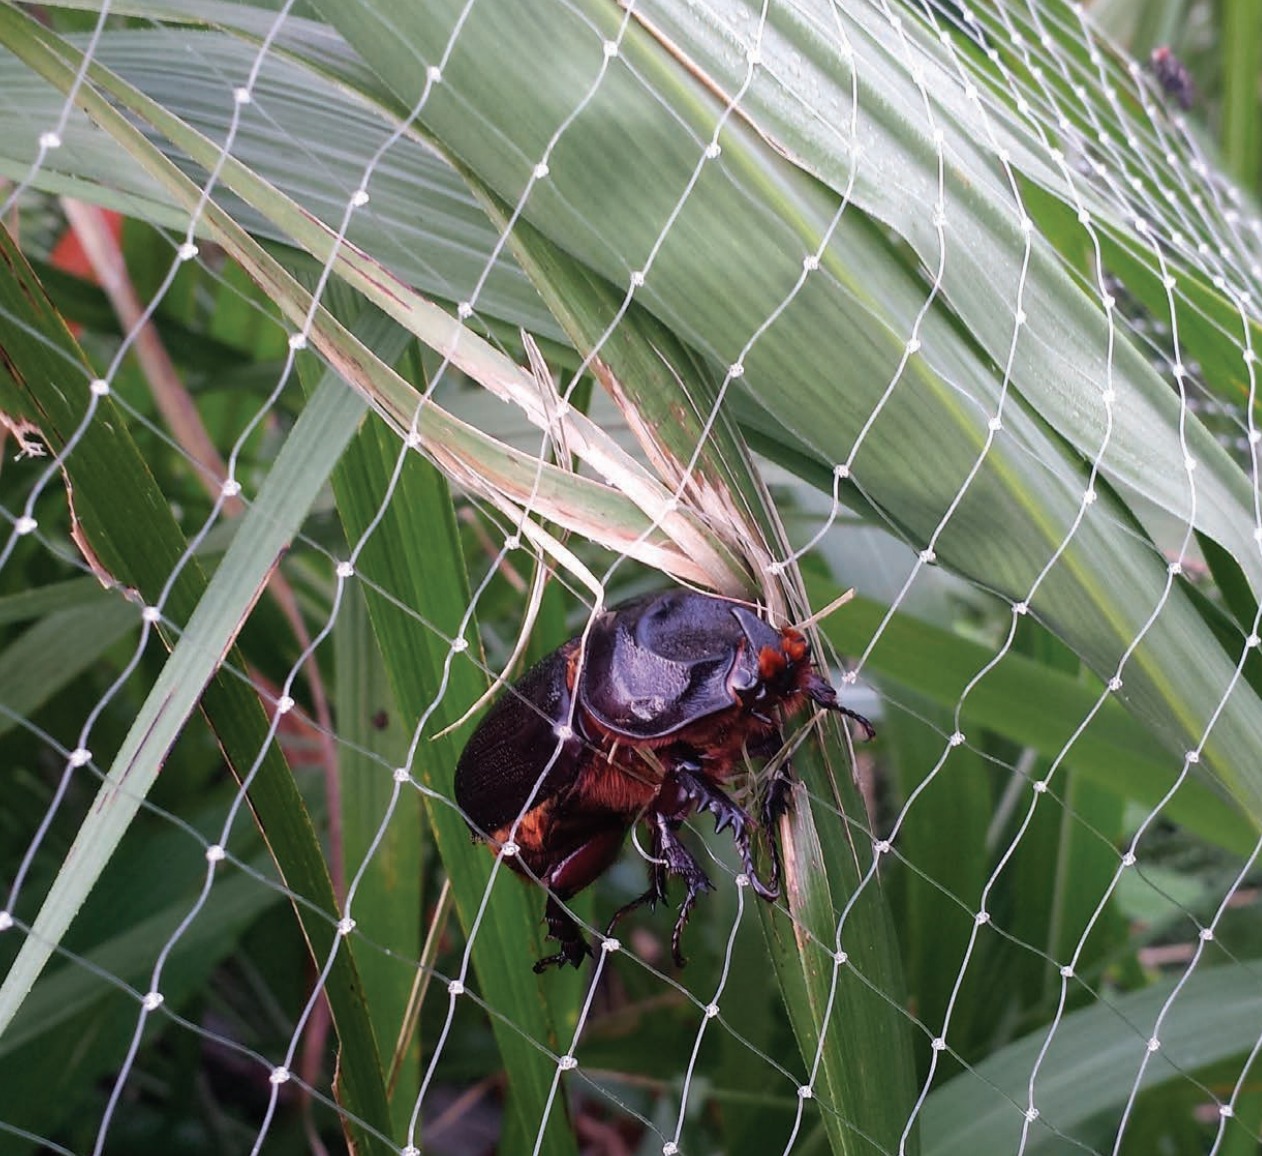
xmin=671 ymin=760 xmax=779 ymax=901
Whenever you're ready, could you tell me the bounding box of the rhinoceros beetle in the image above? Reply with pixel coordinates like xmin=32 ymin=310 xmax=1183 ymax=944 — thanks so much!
xmin=453 ymin=589 xmax=873 ymax=972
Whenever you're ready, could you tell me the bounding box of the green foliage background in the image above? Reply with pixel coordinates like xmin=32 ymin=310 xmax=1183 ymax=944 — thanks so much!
xmin=1 ymin=0 xmax=1261 ymax=1153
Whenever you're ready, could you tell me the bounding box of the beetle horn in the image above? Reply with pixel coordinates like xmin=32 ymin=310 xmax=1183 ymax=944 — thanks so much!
xmin=729 ymin=604 xmax=774 ymax=643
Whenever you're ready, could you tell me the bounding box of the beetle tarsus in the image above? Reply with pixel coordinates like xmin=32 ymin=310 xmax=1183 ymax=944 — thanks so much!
xmin=671 ymin=884 xmax=705 ymax=968
xmin=534 ymin=895 xmax=593 ymax=972
xmin=533 ymin=944 xmax=590 ymax=973
xmin=656 ymin=819 xmax=713 ymax=967
xmin=605 ymin=856 xmax=669 ymax=937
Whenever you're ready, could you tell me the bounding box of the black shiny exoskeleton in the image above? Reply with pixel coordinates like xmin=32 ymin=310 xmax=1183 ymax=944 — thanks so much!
xmin=454 ymin=590 xmax=874 ymax=971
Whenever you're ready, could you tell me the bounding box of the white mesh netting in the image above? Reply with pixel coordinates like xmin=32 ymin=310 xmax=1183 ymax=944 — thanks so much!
xmin=2 ymin=0 xmax=1262 ymax=1154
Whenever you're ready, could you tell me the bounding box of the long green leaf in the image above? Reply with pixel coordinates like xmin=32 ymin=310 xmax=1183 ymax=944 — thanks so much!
xmin=309 ymin=324 xmax=581 ymax=1156
xmin=487 ymin=206 xmax=918 ymax=1154
xmin=1222 ymin=0 xmax=1262 ymax=186
xmin=292 ymin=0 xmax=1262 ymax=838
xmin=0 ymin=225 xmax=395 ymax=1152
xmin=0 ymin=598 xmax=140 ymax=741
xmin=333 ymin=581 xmax=421 ymax=1134
xmin=923 ymin=963 xmax=1262 ymax=1153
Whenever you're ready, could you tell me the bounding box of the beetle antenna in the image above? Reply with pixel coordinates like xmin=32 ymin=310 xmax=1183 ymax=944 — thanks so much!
xmin=793 ymin=587 xmax=856 ymax=632
xmin=831 ymin=703 xmax=876 ymax=742
xmin=805 ymin=671 xmax=876 ymax=741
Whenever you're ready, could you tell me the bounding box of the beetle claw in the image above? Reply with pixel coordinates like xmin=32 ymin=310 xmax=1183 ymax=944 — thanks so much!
xmin=640 ymin=812 xmax=713 ymax=967
xmin=535 ymin=895 xmax=593 ymax=972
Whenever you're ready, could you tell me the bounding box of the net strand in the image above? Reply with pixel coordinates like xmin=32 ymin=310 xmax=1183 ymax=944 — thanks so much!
xmin=4 ymin=0 xmax=1262 ymax=1152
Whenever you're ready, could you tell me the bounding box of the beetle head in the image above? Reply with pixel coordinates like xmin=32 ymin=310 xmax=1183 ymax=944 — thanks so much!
xmin=730 ymin=597 xmax=876 ymax=741
xmin=728 ymin=606 xmax=814 ymax=711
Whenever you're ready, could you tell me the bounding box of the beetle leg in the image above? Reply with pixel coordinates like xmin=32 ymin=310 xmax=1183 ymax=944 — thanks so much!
xmin=671 ymin=762 xmax=779 ymax=902
xmin=605 ymin=811 xmax=714 ymax=969
xmin=756 ymin=767 xmax=792 ymax=901
xmin=604 ymin=842 xmax=669 ymax=938
xmin=743 ymin=729 xmax=794 ymax=825
xmin=532 ymin=823 xmax=627 ymax=973
xmin=534 ymin=896 xmax=594 ymax=973
xmin=736 ymin=730 xmax=794 ymax=899
xmin=762 ymin=764 xmax=795 ymax=825
xmin=651 ymin=813 xmax=714 ymax=967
